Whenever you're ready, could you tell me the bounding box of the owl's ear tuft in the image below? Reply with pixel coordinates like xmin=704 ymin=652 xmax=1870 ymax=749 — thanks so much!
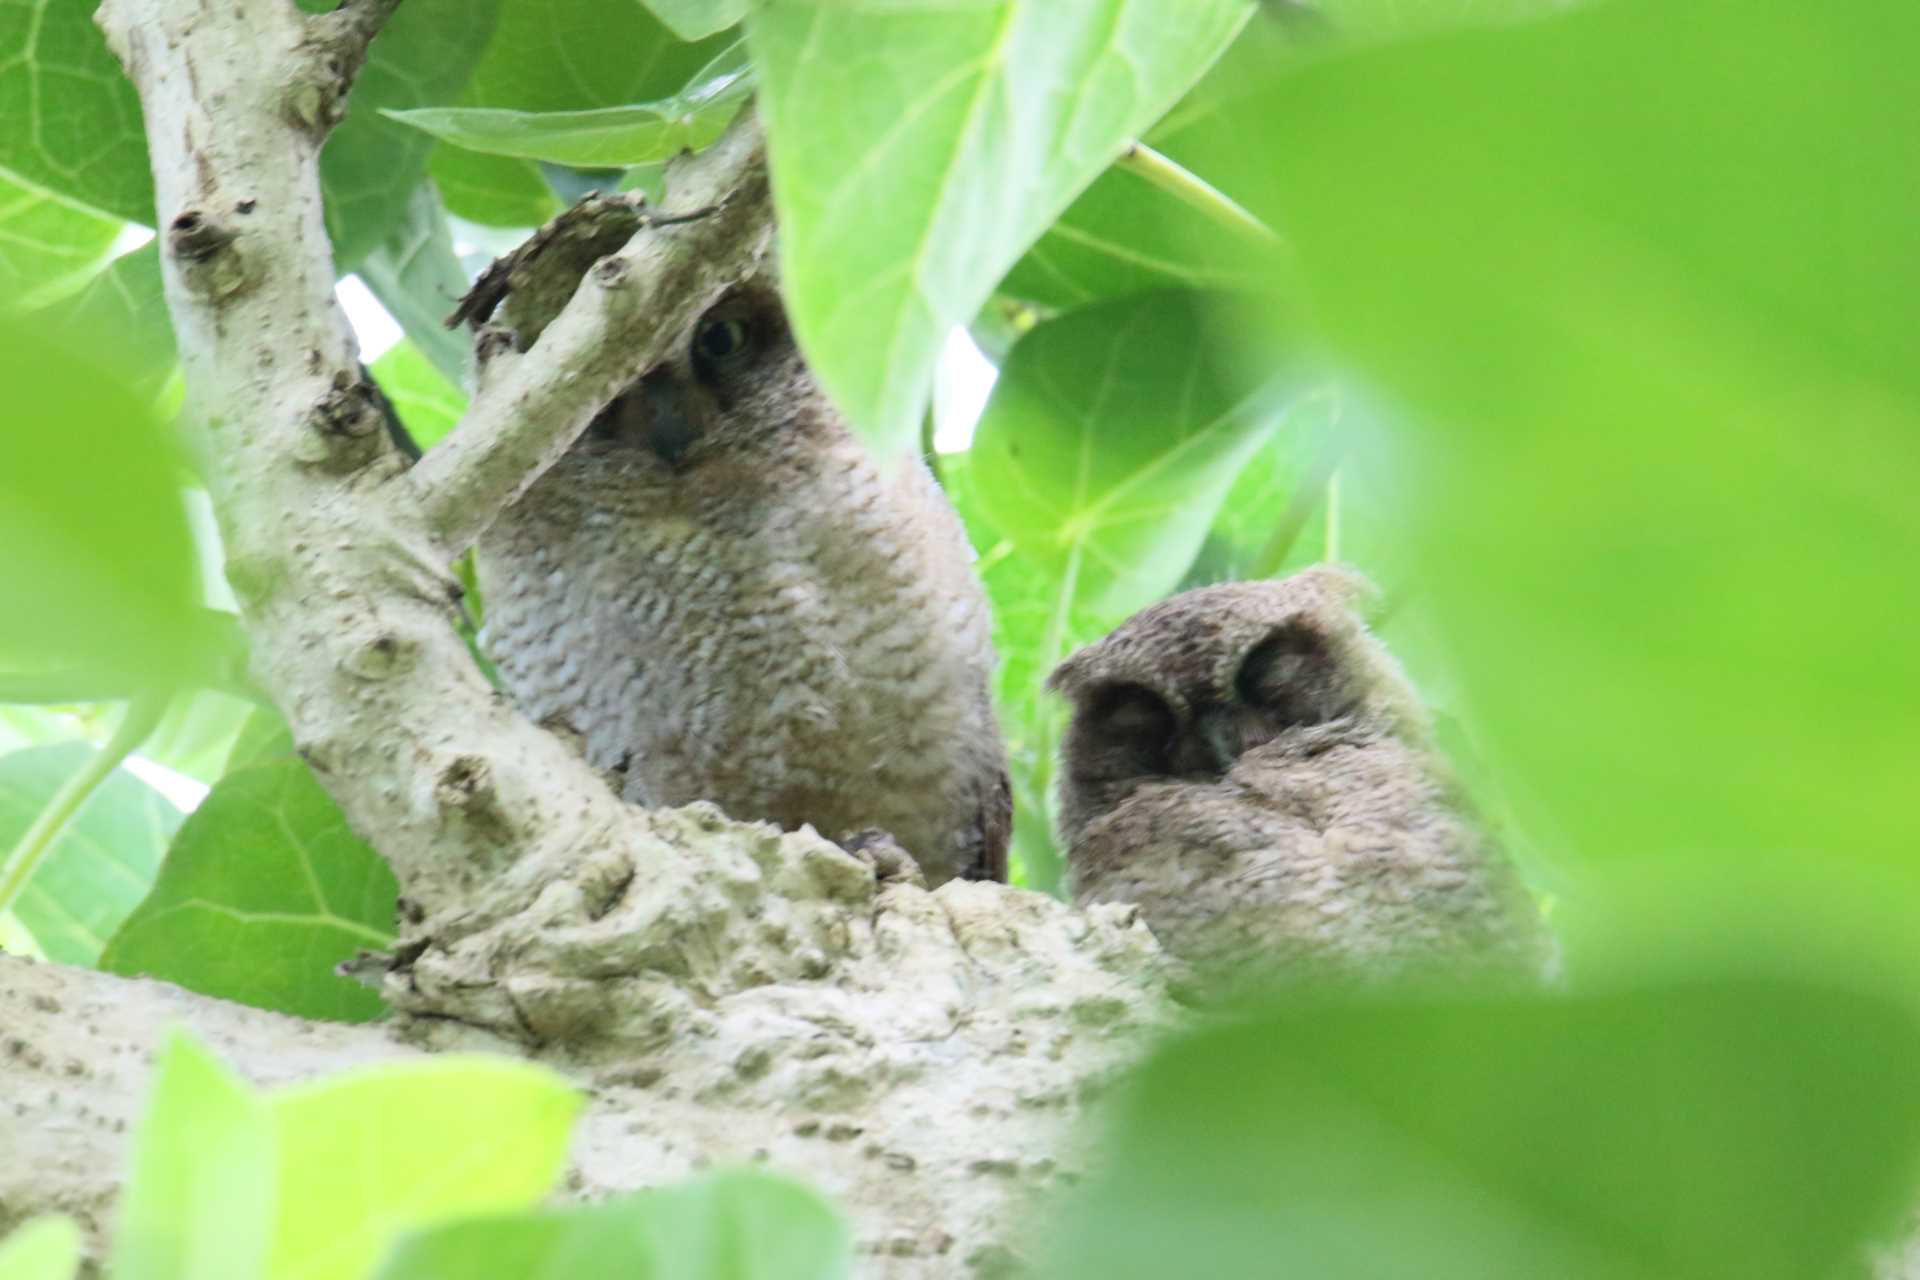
xmin=1045 ymin=648 xmax=1090 ymax=695
xmin=1294 ymin=563 xmax=1383 ymax=618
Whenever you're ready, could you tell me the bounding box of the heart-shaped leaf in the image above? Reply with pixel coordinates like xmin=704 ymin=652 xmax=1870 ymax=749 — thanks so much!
xmin=748 ymin=0 xmax=1250 ymax=450
xmin=102 ymin=755 xmax=397 ymax=1022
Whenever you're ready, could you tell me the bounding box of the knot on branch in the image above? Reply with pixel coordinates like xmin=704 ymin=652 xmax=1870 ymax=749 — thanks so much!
xmin=433 ymin=752 xmax=520 ymax=851
xmin=299 ymin=370 xmax=408 ymax=472
xmin=166 ymin=210 xmax=250 ymax=299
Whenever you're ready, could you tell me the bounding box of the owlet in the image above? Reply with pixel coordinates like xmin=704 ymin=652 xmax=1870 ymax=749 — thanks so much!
xmin=1049 ymin=567 xmax=1546 ymax=988
xmin=477 ymin=276 xmax=1010 ymax=884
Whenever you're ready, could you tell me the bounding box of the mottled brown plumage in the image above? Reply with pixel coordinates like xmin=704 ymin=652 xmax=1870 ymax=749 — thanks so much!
xmin=478 ymin=277 xmax=1009 ymax=884
xmin=1050 ymin=567 xmax=1545 ymax=988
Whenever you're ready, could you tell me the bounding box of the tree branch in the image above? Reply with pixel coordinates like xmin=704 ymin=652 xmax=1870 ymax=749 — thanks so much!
xmin=94 ymin=0 xmax=667 ymax=922
xmin=307 ymin=0 xmax=408 ymax=77
xmin=406 ymin=114 xmax=773 ymax=556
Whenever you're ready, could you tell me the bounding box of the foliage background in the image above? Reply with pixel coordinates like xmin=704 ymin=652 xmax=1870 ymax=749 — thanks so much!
xmin=3 ymin=0 xmax=1918 ymax=1276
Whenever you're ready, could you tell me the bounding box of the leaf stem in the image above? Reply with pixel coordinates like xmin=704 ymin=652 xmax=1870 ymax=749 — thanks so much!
xmin=0 ymin=694 xmax=167 ymax=919
xmin=1117 ymin=142 xmax=1280 ymax=247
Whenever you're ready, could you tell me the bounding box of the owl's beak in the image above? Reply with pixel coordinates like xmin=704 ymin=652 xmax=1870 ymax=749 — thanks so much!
xmin=1191 ymin=705 xmax=1241 ymax=777
xmin=639 ymin=374 xmax=703 ymax=468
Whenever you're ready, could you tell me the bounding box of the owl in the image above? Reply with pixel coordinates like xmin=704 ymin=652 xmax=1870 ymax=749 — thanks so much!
xmin=1049 ymin=567 xmax=1546 ymax=990
xmin=476 ymin=274 xmax=1009 ymax=884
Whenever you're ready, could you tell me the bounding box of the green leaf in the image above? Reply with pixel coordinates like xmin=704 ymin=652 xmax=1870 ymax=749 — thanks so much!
xmin=0 ymin=174 xmax=120 ymax=306
xmin=0 ymin=0 xmax=153 ymax=223
xmin=0 ymin=1217 xmax=81 ymax=1280
xmin=396 ymin=101 xmax=720 ymax=169
xmin=111 ymin=1033 xmax=276 ymax=1280
xmin=425 ymin=0 xmax=732 ymax=226
xmin=138 ymin=689 xmax=257 ymax=785
xmin=356 ymin=183 xmax=474 ymax=387
xmin=386 ymin=43 xmax=750 ymax=169
xmin=322 ymin=0 xmax=503 ymax=266
xmin=747 ymin=0 xmax=1249 ymax=450
xmin=0 ymin=317 xmax=201 ymax=693
xmin=0 ymin=706 xmax=90 ymax=755
xmin=36 ymin=243 xmax=177 ymax=396
xmin=370 ymin=339 xmax=467 ymax=452
xmin=267 ymin=1057 xmax=580 ymax=1280
xmin=224 ymin=708 xmax=296 ymax=775
xmin=1050 ymin=977 xmax=1920 ymax=1280
xmin=640 ymin=0 xmax=745 ymax=44
xmin=101 ymin=756 xmax=397 ymax=1022
xmin=1178 ymin=387 xmax=1338 ymax=586
xmin=428 ymin=145 xmax=558 ymax=228
xmin=374 ymin=1171 xmax=850 ymax=1280
xmin=999 ymin=161 xmax=1253 ymax=311
xmin=447 ymin=0 xmax=736 ymax=127
xmin=970 ymin=291 xmax=1292 ymax=619
xmin=1180 ymin=0 xmax=1920 ymax=936
xmin=0 ymin=742 xmax=181 ymax=965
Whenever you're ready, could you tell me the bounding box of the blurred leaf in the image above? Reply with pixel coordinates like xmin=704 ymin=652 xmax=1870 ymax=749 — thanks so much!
xmin=101 ymin=755 xmax=397 ymax=1022
xmin=971 ymin=291 xmax=1293 ymax=619
xmin=139 ymin=689 xmax=257 ymax=784
xmin=224 ymin=707 xmax=296 ymax=774
xmin=748 ymin=0 xmax=1249 ymax=450
xmin=374 ymin=1171 xmax=850 ymax=1280
xmin=357 ymin=183 xmax=473 ymax=386
xmin=0 ymin=319 xmax=200 ymax=692
xmin=429 ymin=145 xmax=558 ymax=228
xmin=370 ymin=339 xmax=467 ymax=452
xmin=0 ymin=908 xmax=42 ymax=958
xmin=111 ymin=1034 xmax=276 ymax=1280
xmin=0 ymin=742 xmax=180 ymax=965
xmin=0 ymin=1217 xmax=81 ymax=1280
xmin=267 ymin=1058 xmax=580 ymax=1280
xmin=321 ymin=0 xmax=503 ymax=266
xmin=1178 ymin=387 xmax=1338 ymax=586
xmin=0 ymin=0 xmax=152 ymax=223
xmin=386 ymin=41 xmax=750 ymax=168
xmin=37 ymin=243 xmax=177 ymax=396
xmin=0 ymin=706 xmax=90 ymax=755
xmin=1052 ymin=977 xmax=1920 ymax=1280
xmin=1180 ymin=0 xmax=1920 ymax=922
xmin=640 ymin=0 xmax=745 ymax=43
xmin=426 ymin=0 xmax=732 ymax=226
xmin=0 ymin=174 xmax=119 ymax=305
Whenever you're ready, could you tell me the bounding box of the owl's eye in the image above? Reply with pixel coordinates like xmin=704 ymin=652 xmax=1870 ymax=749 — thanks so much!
xmin=1080 ymin=683 xmax=1176 ymax=776
xmin=695 ymin=317 xmax=750 ymax=363
xmin=1235 ymin=622 xmax=1355 ymax=726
